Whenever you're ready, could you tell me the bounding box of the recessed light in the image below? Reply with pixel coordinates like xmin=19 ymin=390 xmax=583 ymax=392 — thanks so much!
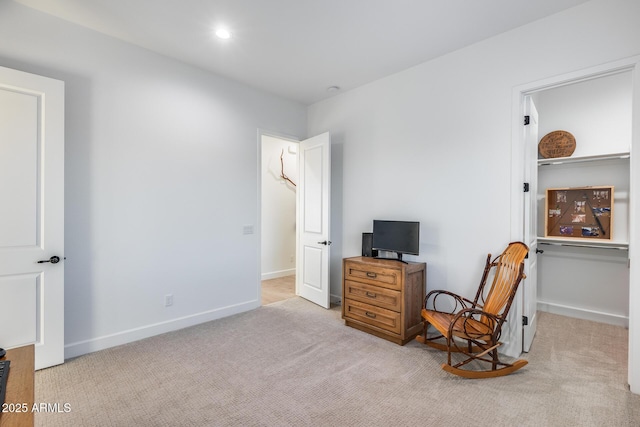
xmin=326 ymin=86 xmax=340 ymax=92
xmin=215 ymin=28 xmax=231 ymax=39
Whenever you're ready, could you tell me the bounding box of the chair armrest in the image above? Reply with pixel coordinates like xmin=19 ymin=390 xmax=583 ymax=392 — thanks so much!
xmin=424 ymin=289 xmax=474 ymax=314
xmin=450 ymin=308 xmax=503 ymax=340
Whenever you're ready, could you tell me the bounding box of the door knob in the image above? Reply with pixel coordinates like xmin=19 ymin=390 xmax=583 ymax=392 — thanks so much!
xmin=38 ymin=256 xmax=62 ymax=264
xmin=535 ymin=249 xmax=544 ymax=254
xmin=317 ymin=240 xmax=332 ymax=246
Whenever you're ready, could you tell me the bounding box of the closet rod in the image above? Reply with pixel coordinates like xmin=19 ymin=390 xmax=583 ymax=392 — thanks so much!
xmin=539 ymin=242 xmax=628 ymax=251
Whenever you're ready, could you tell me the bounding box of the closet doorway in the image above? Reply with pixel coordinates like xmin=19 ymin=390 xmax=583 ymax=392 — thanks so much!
xmin=510 ymin=56 xmax=640 ymax=393
xmin=259 ymin=132 xmax=299 ymax=305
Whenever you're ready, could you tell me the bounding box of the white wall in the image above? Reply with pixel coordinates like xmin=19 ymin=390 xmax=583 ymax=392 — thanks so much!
xmin=307 ymin=0 xmax=640 ymax=388
xmin=309 ymin=0 xmax=639 ymax=309
xmin=3 ymin=0 xmax=640 ymax=389
xmin=536 ymin=72 xmax=632 ymax=157
xmin=261 ymin=135 xmax=297 ymax=280
xmin=0 ymin=1 xmax=306 ymax=357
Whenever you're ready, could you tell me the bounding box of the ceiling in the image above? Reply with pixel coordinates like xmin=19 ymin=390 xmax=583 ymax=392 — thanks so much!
xmin=15 ymin=0 xmax=590 ymax=105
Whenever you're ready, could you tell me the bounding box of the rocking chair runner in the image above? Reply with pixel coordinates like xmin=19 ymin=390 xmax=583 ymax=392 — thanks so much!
xmin=416 ymin=241 xmax=529 ymax=378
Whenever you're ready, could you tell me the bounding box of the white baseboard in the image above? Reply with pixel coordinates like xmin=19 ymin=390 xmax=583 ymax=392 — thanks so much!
xmin=261 ymin=269 xmax=295 ymax=281
xmin=537 ymin=300 xmax=629 ymax=328
xmin=64 ymin=300 xmax=259 ymax=360
xmin=330 ymin=293 xmax=342 ymax=306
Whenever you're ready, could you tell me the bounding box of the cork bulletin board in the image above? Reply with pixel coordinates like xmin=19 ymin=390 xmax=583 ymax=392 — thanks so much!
xmin=545 ymin=186 xmax=613 ymax=240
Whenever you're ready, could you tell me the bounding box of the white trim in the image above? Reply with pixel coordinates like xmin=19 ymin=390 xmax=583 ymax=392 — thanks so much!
xmin=330 ymin=293 xmax=342 ymax=306
xmin=261 ymin=268 xmax=295 ymax=281
xmin=537 ymin=300 xmax=629 ymax=328
xmin=628 ymin=57 xmax=640 ymax=394
xmin=64 ymin=300 xmax=259 ymax=359
xmin=512 ymin=57 xmax=638 ymax=96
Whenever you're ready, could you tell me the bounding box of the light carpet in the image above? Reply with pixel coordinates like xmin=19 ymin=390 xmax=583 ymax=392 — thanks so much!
xmin=35 ymin=297 xmax=640 ymax=426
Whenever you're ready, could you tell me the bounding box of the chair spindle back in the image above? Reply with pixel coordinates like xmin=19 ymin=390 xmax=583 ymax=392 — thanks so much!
xmin=479 ymin=242 xmax=528 ymax=323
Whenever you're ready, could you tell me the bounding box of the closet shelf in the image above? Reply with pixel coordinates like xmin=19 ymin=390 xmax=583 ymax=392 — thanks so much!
xmin=538 ymin=152 xmax=630 ymax=166
xmin=537 ymin=237 xmax=629 ymax=250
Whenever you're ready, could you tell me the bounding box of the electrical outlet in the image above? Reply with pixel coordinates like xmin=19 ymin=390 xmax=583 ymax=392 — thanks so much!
xmin=243 ymin=225 xmax=254 ymax=235
xmin=165 ymin=294 xmax=173 ymax=307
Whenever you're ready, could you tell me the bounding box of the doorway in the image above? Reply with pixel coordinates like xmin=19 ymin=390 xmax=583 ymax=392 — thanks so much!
xmin=259 ymin=132 xmax=299 ymax=305
xmin=510 ymin=56 xmax=640 ymax=393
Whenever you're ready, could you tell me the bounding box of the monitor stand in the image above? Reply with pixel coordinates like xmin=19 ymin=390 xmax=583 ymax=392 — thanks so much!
xmin=374 ymin=252 xmax=408 ymax=264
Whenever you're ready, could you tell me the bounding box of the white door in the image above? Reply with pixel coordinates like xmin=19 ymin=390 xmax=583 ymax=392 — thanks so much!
xmin=522 ymin=96 xmax=539 ymax=352
xmin=0 ymin=66 xmax=65 ymax=369
xmin=297 ymin=132 xmax=331 ymax=308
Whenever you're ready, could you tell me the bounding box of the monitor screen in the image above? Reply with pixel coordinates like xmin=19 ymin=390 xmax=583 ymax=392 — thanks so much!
xmin=372 ymin=220 xmax=420 ymax=257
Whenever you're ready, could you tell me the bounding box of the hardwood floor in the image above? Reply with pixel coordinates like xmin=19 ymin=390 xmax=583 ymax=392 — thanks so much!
xmin=261 ymin=275 xmax=296 ymax=305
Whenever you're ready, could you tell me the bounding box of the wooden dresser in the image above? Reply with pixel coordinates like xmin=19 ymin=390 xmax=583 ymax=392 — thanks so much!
xmin=0 ymin=345 xmax=34 ymax=427
xmin=342 ymin=257 xmax=426 ymax=345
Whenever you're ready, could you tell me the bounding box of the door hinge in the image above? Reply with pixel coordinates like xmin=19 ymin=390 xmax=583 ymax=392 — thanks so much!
xmin=523 ymin=183 xmax=530 ymax=192
xmin=522 ymin=315 xmax=529 ymax=326
xmin=524 ymin=115 xmax=530 ymax=125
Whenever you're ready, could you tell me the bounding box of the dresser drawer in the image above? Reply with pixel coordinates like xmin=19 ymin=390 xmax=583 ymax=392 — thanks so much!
xmin=344 ymin=261 xmax=401 ymax=290
xmin=343 ymin=299 xmax=401 ymax=334
xmin=344 ymin=280 xmax=401 ymax=312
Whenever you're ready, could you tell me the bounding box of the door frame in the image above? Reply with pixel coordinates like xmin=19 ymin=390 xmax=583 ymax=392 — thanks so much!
xmin=522 ymin=95 xmax=539 ymax=353
xmin=510 ymin=55 xmax=640 ymax=393
xmin=257 ymin=129 xmax=301 ymax=302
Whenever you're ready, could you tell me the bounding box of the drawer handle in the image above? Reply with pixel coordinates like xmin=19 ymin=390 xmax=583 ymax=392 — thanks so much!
xmin=366 ymin=272 xmax=377 ymax=278
xmin=365 ymin=311 xmax=377 ymax=319
xmin=365 ymin=292 xmax=377 ymax=298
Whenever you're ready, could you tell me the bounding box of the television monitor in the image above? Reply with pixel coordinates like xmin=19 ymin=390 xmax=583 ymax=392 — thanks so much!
xmin=372 ymin=220 xmax=420 ymax=262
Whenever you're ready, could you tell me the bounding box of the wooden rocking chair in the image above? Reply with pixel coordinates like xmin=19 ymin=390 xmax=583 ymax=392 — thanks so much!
xmin=416 ymin=241 xmax=529 ymax=378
